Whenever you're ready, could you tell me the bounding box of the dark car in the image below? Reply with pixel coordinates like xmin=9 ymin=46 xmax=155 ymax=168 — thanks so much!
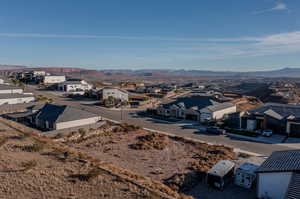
xmin=207 ymin=127 xmax=226 ymax=135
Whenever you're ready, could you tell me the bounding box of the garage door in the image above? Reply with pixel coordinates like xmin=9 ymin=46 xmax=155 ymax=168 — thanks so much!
xmin=290 ymin=123 xmax=300 ymax=137
xmin=186 ymin=114 xmax=198 ymax=121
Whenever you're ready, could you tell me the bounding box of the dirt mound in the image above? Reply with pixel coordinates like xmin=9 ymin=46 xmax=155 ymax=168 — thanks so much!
xmin=130 ymin=132 xmax=169 ymax=150
xmin=164 ymin=172 xmax=202 ymax=193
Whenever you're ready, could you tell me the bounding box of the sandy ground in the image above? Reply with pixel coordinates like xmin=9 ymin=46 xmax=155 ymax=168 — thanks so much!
xmin=63 ymin=127 xmax=232 ymax=183
xmin=0 ymin=121 xmax=177 ymax=199
xmin=54 ymin=123 xmax=264 ymax=199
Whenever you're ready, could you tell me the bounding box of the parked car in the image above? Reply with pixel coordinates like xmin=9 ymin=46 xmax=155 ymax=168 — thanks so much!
xmin=207 ymin=127 xmax=226 ymax=135
xmin=262 ymin=129 xmax=273 ymax=137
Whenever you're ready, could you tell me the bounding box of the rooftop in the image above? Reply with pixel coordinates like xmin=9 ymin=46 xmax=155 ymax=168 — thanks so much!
xmin=161 ymin=96 xmax=219 ymax=110
xmin=205 ymin=102 xmax=235 ymax=112
xmin=0 ymin=84 xmax=22 ymax=90
xmin=207 ymin=160 xmax=235 ymax=177
xmin=36 ymin=104 xmax=98 ymax=123
xmin=256 ymin=150 xmax=300 ymax=173
xmin=0 ymin=93 xmax=34 ymax=99
xmin=59 ymin=81 xmax=87 ymax=85
xmin=250 ymin=103 xmax=300 ymax=120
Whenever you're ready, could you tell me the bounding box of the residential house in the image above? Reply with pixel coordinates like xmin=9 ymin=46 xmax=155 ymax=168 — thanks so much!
xmin=136 ymin=86 xmax=147 ymax=93
xmin=200 ymin=102 xmax=236 ymax=122
xmin=34 ymin=104 xmax=100 ymax=130
xmin=17 ymin=70 xmax=46 ymax=83
xmin=241 ymin=103 xmax=300 ymax=136
xmin=98 ymin=87 xmax=129 ymax=102
xmin=256 ymin=150 xmax=300 ymax=199
xmin=0 ymin=84 xmax=35 ymax=105
xmin=0 ymin=84 xmax=23 ymax=94
xmin=42 ymin=75 xmax=66 ymax=84
xmin=156 ymin=96 xmax=236 ymax=121
xmin=57 ymin=80 xmax=92 ymax=92
xmin=0 ymin=93 xmax=35 ymax=105
xmin=147 ymin=86 xmax=161 ymax=94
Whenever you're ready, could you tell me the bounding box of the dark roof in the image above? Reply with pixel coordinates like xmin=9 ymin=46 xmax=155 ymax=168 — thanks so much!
xmin=4 ymin=111 xmax=34 ymax=119
xmin=205 ymin=102 xmax=235 ymax=112
xmin=36 ymin=104 xmax=98 ymax=123
xmin=285 ymin=172 xmax=300 ymax=199
xmin=60 ymin=81 xmax=84 ymax=85
xmin=161 ymin=96 xmax=218 ymax=110
xmin=101 ymin=87 xmax=128 ymax=94
xmin=0 ymin=84 xmax=22 ymax=90
xmin=250 ymin=103 xmax=300 ymax=120
xmin=256 ymin=150 xmax=300 ymax=173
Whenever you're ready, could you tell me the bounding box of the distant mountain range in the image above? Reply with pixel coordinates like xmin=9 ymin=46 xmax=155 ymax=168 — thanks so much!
xmin=1 ymin=64 xmax=300 ymax=78
xmin=101 ymin=67 xmax=300 ymax=78
xmin=0 ymin=65 xmax=26 ymax=70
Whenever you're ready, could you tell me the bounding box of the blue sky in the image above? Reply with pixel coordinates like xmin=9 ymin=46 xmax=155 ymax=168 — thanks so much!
xmin=0 ymin=0 xmax=300 ymax=71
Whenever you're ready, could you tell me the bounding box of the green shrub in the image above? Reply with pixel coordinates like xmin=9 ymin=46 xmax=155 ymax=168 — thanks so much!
xmin=225 ymin=128 xmax=258 ymax=137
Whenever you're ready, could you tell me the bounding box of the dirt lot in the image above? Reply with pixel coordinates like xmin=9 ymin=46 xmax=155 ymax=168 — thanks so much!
xmin=51 ymin=122 xmax=258 ymax=197
xmin=0 ymin=119 xmax=187 ymax=199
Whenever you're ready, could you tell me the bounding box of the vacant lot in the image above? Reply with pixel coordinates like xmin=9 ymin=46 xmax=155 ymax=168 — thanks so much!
xmin=0 ymin=119 xmax=186 ymax=199
xmin=55 ymin=123 xmax=242 ymax=195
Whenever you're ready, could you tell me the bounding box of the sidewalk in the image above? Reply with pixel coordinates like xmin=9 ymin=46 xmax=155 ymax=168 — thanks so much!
xmin=226 ymin=133 xmax=300 ymax=149
xmin=226 ymin=133 xmax=286 ymax=144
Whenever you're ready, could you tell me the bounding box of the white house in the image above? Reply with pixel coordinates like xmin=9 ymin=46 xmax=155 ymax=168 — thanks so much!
xmin=0 ymin=93 xmax=35 ymax=105
xmin=99 ymin=87 xmax=129 ymax=102
xmin=256 ymin=150 xmax=300 ymax=199
xmin=200 ymin=102 xmax=236 ymax=122
xmin=43 ymin=75 xmax=66 ymax=84
xmin=157 ymin=96 xmax=236 ymax=122
xmin=0 ymin=84 xmax=23 ymax=94
xmin=57 ymin=80 xmax=92 ymax=92
xmin=34 ymin=104 xmax=101 ymax=130
xmin=147 ymin=87 xmax=161 ymax=93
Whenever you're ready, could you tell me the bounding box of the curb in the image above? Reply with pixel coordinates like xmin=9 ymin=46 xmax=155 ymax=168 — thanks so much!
xmin=102 ymin=117 xmax=264 ymax=157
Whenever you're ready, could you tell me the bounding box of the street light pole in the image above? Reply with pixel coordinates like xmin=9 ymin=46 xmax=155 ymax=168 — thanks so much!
xmin=120 ymin=105 xmax=123 ymax=121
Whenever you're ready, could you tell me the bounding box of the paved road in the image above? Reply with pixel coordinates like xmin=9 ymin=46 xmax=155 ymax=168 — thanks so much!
xmin=27 ymin=86 xmax=297 ymax=156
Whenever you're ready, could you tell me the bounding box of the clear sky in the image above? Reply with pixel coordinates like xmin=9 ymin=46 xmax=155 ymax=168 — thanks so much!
xmin=0 ymin=0 xmax=300 ymax=71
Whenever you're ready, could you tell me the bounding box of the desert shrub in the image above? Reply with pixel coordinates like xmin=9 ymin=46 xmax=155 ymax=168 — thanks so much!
xmin=164 ymin=172 xmax=202 ymax=192
xmin=20 ymin=160 xmax=37 ymax=172
xmin=78 ymin=128 xmax=86 ymax=137
xmin=120 ymin=123 xmax=141 ymax=132
xmin=238 ymin=152 xmax=251 ymax=159
xmin=112 ymin=126 xmax=124 ymax=133
xmin=53 ymin=133 xmax=63 ymax=139
xmin=130 ymin=133 xmax=169 ymax=150
xmin=0 ymin=137 xmax=8 ymax=148
xmin=225 ymin=128 xmax=259 ymax=137
xmin=69 ymin=167 xmax=104 ymax=182
xmin=21 ymin=141 xmax=45 ymax=152
xmin=67 ymin=131 xmax=77 ymax=138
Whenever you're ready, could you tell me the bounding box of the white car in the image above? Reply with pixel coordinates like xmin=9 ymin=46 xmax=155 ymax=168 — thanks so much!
xmin=262 ymin=129 xmax=273 ymax=137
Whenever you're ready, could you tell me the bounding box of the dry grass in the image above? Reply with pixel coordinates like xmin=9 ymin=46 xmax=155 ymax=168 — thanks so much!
xmin=130 ymin=132 xmax=169 ymax=150
xmin=0 ymin=136 xmax=8 ymax=148
xmin=69 ymin=167 xmax=106 ymax=182
xmin=0 ymin=118 xmax=187 ymax=199
xmin=20 ymin=140 xmax=46 ymax=152
xmin=20 ymin=160 xmax=37 ymax=172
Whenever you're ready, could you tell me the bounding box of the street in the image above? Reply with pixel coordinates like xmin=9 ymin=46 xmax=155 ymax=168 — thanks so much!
xmin=27 ymin=85 xmax=297 ymax=156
